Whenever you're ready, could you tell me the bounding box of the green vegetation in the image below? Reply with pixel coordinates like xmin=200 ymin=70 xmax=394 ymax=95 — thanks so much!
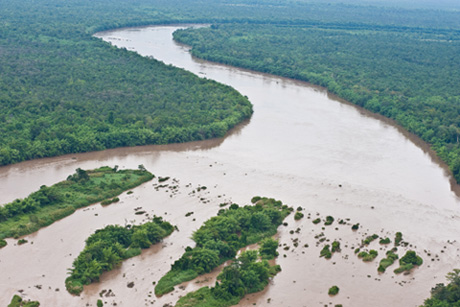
xmin=394 ymin=250 xmax=423 ymax=274
xmin=320 ymin=245 xmax=332 ymax=259
xmin=259 ymin=238 xmax=279 ymax=260
xmin=331 ymin=241 xmax=341 ymax=253
xmin=8 ymin=295 xmax=40 ymax=307
xmin=358 ymin=249 xmax=378 ymax=262
xmin=0 ymin=0 xmax=256 ymax=167
xmin=17 ymin=239 xmax=28 ymax=245
xmin=313 ymin=218 xmax=321 ymax=224
xmin=175 ymin=248 xmax=281 ymax=307
xmin=0 ymin=167 xmax=154 ymax=239
xmin=379 ymin=237 xmax=391 ymax=245
xmin=422 ymin=269 xmax=460 ymax=307
xmin=363 ymin=234 xmax=379 ymax=245
xmin=395 ymin=232 xmax=403 ymax=246
xmin=66 ymin=216 xmax=173 ymax=295
xmin=155 ymin=197 xmax=290 ymax=296
xmin=0 ymin=239 xmax=7 ymax=248
xmin=174 ymin=21 xmax=460 ymax=182
xmin=352 ymin=223 xmax=360 ymax=231
xmin=325 ymin=216 xmax=334 ymax=226
xmin=97 ymin=300 xmax=103 ymax=307
xmin=328 ymin=285 xmax=340 ymax=296
xmin=294 ymin=211 xmax=304 ymax=220
xmin=378 ymin=250 xmax=399 ymax=273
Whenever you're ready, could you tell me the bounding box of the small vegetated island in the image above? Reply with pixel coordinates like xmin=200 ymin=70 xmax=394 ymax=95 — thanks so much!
xmin=155 ymin=197 xmax=291 ymax=306
xmin=0 ymin=166 xmax=154 ymax=240
xmin=66 ymin=216 xmax=174 ymax=295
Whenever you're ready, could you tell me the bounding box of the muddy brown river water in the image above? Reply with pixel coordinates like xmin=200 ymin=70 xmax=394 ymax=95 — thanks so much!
xmin=1 ymin=25 xmax=460 ymax=307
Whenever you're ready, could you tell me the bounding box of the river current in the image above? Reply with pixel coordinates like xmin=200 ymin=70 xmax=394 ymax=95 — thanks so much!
xmin=0 ymin=25 xmax=459 ymax=307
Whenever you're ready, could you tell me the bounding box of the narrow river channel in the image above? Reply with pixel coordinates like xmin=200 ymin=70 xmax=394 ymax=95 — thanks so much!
xmin=1 ymin=25 xmax=459 ymax=307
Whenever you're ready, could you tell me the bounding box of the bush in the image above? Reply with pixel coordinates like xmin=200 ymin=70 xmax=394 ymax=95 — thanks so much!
xmin=0 ymin=239 xmax=6 ymax=248
xmin=379 ymin=237 xmax=391 ymax=244
xmin=378 ymin=250 xmax=399 ymax=273
xmin=394 ymin=250 xmax=422 ymax=274
xmin=313 ymin=218 xmax=321 ymax=224
xmin=395 ymin=232 xmax=403 ymax=246
xmin=97 ymin=299 xmax=103 ymax=307
xmin=351 ymin=223 xmax=359 ymax=230
xmin=331 ymin=241 xmax=341 ymax=253
xmin=320 ymin=245 xmax=332 ymax=259
xmin=325 ymin=216 xmax=334 ymax=225
xmin=294 ymin=212 xmax=304 ymax=220
xmin=328 ymin=285 xmax=340 ymax=296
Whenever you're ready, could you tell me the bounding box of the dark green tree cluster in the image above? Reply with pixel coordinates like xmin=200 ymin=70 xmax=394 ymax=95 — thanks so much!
xmin=0 ymin=167 xmax=154 ymax=239
xmin=0 ymin=0 xmax=254 ymax=167
xmin=155 ymin=197 xmax=291 ymax=295
xmin=174 ymin=22 xmax=460 ymax=182
xmin=175 ymin=248 xmax=281 ymax=307
xmin=422 ymin=269 xmax=460 ymax=307
xmin=66 ymin=216 xmax=174 ymax=295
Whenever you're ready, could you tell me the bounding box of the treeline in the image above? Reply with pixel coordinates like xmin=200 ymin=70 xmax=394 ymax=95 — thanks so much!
xmin=175 ymin=244 xmax=281 ymax=307
xmin=66 ymin=216 xmax=174 ymax=295
xmin=0 ymin=166 xmax=154 ymax=239
xmin=173 ymin=24 xmax=460 ymax=181
xmin=155 ymin=197 xmax=291 ymax=296
xmin=2 ymin=0 xmax=460 ymax=166
xmin=422 ymin=269 xmax=460 ymax=307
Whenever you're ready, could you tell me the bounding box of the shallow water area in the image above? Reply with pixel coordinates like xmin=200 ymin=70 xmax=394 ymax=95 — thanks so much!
xmin=1 ymin=25 xmax=460 ymax=307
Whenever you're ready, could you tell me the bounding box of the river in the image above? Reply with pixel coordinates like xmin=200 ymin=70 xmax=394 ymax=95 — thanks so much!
xmin=0 ymin=25 xmax=459 ymax=307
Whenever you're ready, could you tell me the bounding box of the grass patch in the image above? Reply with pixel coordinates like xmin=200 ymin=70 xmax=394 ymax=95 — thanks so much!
xmin=0 ymin=166 xmax=154 ymax=239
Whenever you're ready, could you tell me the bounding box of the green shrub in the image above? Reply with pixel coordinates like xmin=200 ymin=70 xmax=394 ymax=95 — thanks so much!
xmin=320 ymin=245 xmax=332 ymax=259
xmin=294 ymin=212 xmax=304 ymax=220
xmin=328 ymin=285 xmax=340 ymax=296
xmin=331 ymin=241 xmax=341 ymax=253
xmin=394 ymin=250 xmax=422 ymax=274
xmin=0 ymin=239 xmax=6 ymax=248
xmin=97 ymin=299 xmax=103 ymax=307
xmin=395 ymin=232 xmax=403 ymax=246
xmin=379 ymin=237 xmax=391 ymax=244
xmin=313 ymin=218 xmax=321 ymax=224
xmin=325 ymin=216 xmax=334 ymax=226
xmin=378 ymin=250 xmax=399 ymax=273
xmin=351 ymin=223 xmax=359 ymax=230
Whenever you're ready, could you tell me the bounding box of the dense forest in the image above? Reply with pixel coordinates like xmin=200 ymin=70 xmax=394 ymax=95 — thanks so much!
xmin=174 ymin=23 xmax=460 ymax=181
xmin=422 ymin=270 xmax=460 ymax=307
xmin=0 ymin=0 xmax=254 ymax=166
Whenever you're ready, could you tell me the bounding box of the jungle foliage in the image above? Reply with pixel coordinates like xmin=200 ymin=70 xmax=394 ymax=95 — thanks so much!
xmin=66 ymin=216 xmax=174 ymax=295
xmin=0 ymin=166 xmax=154 ymax=239
xmin=422 ymin=269 xmax=460 ymax=307
xmin=0 ymin=0 xmax=254 ymax=166
xmin=155 ymin=197 xmax=290 ymax=296
xmin=173 ymin=22 xmax=460 ymax=181
xmin=175 ymin=248 xmax=281 ymax=307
